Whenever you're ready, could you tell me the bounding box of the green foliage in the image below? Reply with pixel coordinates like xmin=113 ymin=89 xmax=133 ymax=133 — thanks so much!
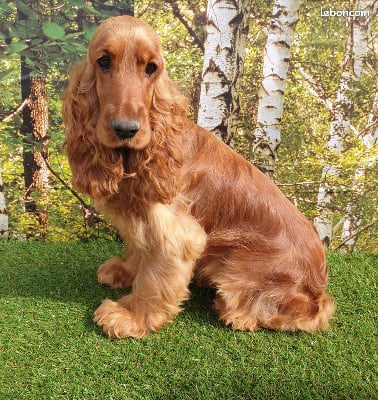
xmin=42 ymin=21 xmax=66 ymax=40
xmin=0 ymin=0 xmax=134 ymax=73
xmin=0 ymin=0 xmax=376 ymax=251
xmin=0 ymin=0 xmax=134 ymax=241
xmin=234 ymin=0 xmax=377 ymax=252
xmin=0 ymin=242 xmax=377 ymax=399
xmin=137 ymin=0 xmax=205 ymax=105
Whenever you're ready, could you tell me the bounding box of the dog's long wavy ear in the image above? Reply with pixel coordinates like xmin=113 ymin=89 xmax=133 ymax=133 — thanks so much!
xmin=62 ymin=60 xmax=123 ymax=199
xmin=150 ymin=68 xmax=189 ymax=164
xmin=151 ymin=69 xmax=189 ymax=136
xmin=144 ymin=69 xmax=189 ymax=199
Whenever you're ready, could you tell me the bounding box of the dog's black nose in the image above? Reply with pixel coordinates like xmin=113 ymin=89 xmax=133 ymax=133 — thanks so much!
xmin=111 ymin=119 xmax=141 ymax=139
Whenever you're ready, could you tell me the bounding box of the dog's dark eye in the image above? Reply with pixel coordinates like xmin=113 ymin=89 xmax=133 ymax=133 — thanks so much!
xmin=97 ymin=56 xmax=111 ymax=71
xmin=145 ymin=62 xmax=157 ymax=77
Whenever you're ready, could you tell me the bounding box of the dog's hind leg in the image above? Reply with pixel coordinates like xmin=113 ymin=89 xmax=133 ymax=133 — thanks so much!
xmin=200 ymin=248 xmax=334 ymax=333
xmin=214 ymin=284 xmax=334 ymax=333
xmin=97 ymin=248 xmax=140 ymax=289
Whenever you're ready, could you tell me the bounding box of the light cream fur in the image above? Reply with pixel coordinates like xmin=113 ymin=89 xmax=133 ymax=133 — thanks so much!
xmin=94 ymin=202 xmax=207 ymax=338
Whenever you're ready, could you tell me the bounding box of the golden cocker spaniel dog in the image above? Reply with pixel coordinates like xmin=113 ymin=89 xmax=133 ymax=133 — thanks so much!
xmin=62 ymin=15 xmax=334 ymax=338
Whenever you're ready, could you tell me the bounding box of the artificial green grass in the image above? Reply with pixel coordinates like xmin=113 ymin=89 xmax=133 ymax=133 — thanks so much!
xmin=0 ymin=241 xmax=376 ymax=399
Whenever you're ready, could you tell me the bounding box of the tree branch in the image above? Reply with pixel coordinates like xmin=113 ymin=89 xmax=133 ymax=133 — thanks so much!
xmin=168 ymin=1 xmax=204 ymax=51
xmin=297 ymin=67 xmax=333 ymax=109
xmin=1 ymin=99 xmax=28 ymax=123
xmin=277 ymin=180 xmax=324 ymax=187
xmin=296 ymin=66 xmax=361 ymax=137
xmin=333 ymin=217 xmax=377 ymax=251
xmin=44 ymin=158 xmax=103 ymax=223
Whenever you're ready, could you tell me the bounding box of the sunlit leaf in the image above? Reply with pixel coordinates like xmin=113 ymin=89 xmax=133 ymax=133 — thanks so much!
xmin=8 ymin=41 xmax=28 ymax=53
xmin=42 ymin=22 xmax=65 ymax=40
xmin=83 ymin=22 xmax=97 ymax=41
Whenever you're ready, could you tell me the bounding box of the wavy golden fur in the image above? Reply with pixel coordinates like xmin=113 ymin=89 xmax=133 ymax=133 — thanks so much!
xmin=62 ymin=15 xmax=334 ymax=338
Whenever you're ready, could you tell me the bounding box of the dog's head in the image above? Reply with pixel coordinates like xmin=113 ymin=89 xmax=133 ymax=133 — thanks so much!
xmin=62 ymin=16 xmax=188 ymax=199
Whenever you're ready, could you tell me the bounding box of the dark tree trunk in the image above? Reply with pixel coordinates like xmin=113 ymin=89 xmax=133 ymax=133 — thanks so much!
xmin=20 ymin=57 xmax=49 ymax=239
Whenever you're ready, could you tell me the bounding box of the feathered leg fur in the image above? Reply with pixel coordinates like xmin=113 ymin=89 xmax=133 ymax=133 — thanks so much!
xmin=93 ymin=203 xmax=207 ymax=338
xmin=197 ymin=247 xmax=335 ymax=333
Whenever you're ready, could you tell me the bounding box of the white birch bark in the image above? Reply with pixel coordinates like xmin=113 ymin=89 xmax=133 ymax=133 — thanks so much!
xmin=251 ymin=0 xmax=300 ymax=177
xmin=362 ymin=88 xmax=378 ymax=148
xmin=314 ymin=0 xmax=377 ymax=246
xmin=197 ymin=0 xmax=250 ymax=144
xmin=0 ymin=168 xmax=9 ymax=239
xmin=339 ymin=166 xmax=366 ymax=252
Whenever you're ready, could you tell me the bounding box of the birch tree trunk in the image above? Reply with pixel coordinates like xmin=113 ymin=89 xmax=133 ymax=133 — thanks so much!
xmin=340 ymin=86 xmax=378 ymax=252
xmin=314 ymin=0 xmax=377 ymax=247
xmin=362 ymin=87 xmax=378 ymax=148
xmin=250 ymin=0 xmax=300 ymax=178
xmin=197 ymin=0 xmax=250 ymax=144
xmin=0 ymin=168 xmax=9 ymax=239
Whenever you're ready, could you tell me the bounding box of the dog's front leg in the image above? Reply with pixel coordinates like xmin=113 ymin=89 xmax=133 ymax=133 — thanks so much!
xmin=94 ymin=255 xmax=195 ymax=338
xmin=93 ymin=204 xmax=207 ymax=338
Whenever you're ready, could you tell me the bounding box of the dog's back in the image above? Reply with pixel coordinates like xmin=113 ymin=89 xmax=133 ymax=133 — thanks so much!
xmin=181 ymin=122 xmax=335 ymax=332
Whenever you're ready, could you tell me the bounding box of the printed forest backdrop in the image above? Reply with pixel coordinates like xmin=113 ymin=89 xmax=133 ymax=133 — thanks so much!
xmin=0 ymin=0 xmax=377 ymax=252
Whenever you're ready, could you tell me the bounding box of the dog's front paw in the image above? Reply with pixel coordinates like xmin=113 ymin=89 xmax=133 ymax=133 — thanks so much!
xmin=93 ymin=299 xmax=148 ymax=339
xmin=97 ymin=257 xmax=134 ymax=289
